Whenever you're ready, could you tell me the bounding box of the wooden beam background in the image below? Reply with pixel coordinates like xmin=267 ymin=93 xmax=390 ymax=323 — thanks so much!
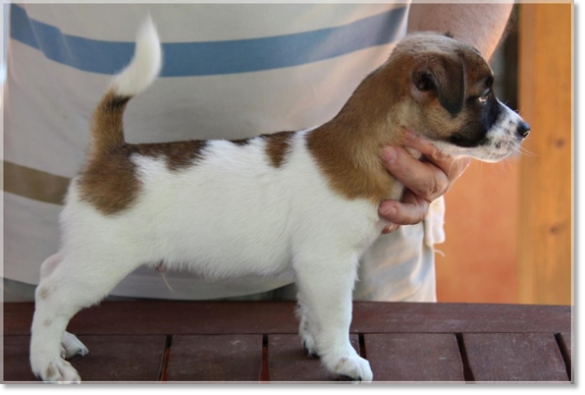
xmin=437 ymin=3 xmax=573 ymax=305
xmin=436 ymin=160 xmax=520 ymax=303
xmin=517 ymin=3 xmax=573 ymax=305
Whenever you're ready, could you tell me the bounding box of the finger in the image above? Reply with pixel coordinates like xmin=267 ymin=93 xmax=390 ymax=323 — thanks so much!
xmin=381 ymin=224 xmax=400 ymax=234
xmin=381 ymin=146 xmax=450 ymax=202
xmin=404 ymin=131 xmax=471 ymax=180
xmin=403 ymin=131 xmax=453 ymax=167
xmin=378 ymin=192 xmax=430 ymax=226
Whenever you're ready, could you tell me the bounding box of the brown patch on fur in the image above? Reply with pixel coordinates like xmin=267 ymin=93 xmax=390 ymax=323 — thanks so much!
xmin=231 ymin=137 xmax=253 ymax=146
xmin=45 ymin=364 xmax=56 ymax=379
xmin=80 ymin=86 xmax=210 ymax=215
xmin=78 ymin=140 xmax=207 ymax=215
xmin=307 ymin=48 xmax=408 ymax=203
xmin=38 ymin=285 xmax=51 ymax=300
xmin=307 ymin=123 xmax=399 ymax=203
xmin=263 ymin=131 xmax=295 ymax=168
xmin=308 ymin=32 xmax=494 ymax=203
xmin=89 ymin=89 xmax=130 ymax=157
xmin=134 ymin=141 xmax=208 ymax=171
xmin=44 ymin=319 xmax=52 ymax=327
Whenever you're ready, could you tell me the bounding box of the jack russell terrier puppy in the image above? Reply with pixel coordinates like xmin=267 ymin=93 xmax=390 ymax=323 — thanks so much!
xmin=30 ymin=18 xmax=529 ymax=383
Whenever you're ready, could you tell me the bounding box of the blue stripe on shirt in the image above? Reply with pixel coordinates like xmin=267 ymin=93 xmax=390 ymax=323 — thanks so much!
xmin=9 ymin=4 xmax=407 ymax=77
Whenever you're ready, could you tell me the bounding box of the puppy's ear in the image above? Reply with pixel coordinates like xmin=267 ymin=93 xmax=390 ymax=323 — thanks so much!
xmin=412 ymin=53 xmax=465 ymax=116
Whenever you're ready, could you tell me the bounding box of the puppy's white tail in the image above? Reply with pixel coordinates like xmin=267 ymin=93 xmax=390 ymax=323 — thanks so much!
xmin=90 ymin=16 xmax=162 ymax=153
xmin=113 ymin=16 xmax=162 ymax=97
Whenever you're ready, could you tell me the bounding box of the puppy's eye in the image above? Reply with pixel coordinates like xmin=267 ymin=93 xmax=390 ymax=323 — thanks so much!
xmin=416 ymin=73 xmax=435 ymax=91
xmin=478 ymin=89 xmax=490 ymax=104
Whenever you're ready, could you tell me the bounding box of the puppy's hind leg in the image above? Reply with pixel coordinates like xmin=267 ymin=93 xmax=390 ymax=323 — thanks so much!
xmin=39 ymin=253 xmax=63 ymax=280
xmin=30 ymin=249 xmax=142 ymax=383
xmin=39 ymin=253 xmax=89 ymax=360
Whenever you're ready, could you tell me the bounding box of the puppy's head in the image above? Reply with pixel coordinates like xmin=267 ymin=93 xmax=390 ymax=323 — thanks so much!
xmin=382 ymin=32 xmax=529 ymax=162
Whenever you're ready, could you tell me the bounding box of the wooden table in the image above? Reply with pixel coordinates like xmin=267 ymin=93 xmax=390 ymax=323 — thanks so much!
xmin=3 ymin=301 xmax=572 ymax=383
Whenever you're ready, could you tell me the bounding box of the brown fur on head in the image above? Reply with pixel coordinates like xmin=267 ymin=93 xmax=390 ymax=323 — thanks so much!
xmin=386 ymin=32 xmax=497 ymax=144
xmin=347 ymin=32 xmax=497 ymax=144
xmin=308 ymin=32 xmax=529 ymax=203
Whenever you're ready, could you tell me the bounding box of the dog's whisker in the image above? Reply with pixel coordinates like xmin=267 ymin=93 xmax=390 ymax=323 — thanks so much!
xmin=511 ymin=143 xmax=537 ymax=158
xmin=497 ymin=161 xmax=508 ymax=175
xmin=517 ymin=145 xmax=538 ymax=157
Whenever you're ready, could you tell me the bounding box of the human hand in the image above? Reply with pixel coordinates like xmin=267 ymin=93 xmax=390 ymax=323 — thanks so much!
xmin=379 ymin=131 xmax=471 ymax=234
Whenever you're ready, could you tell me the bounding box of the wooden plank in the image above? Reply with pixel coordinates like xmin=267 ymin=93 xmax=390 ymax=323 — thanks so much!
xmin=3 ymin=302 xmax=295 ymax=336
xmin=3 ymin=335 xmax=166 ymax=383
xmin=165 ymin=335 xmax=262 ymax=382
xmin=364 ymin=334 xmax=465 ymax=382
xmin=351 ymin=302 xmax=570 ymax=334
xmin=267 ymin=334 xmax=360 ymax=382
xmin=3 ymin=336 xmax=37 ymax=382
xmin=518 ymin=4 xmax=573 ymax=305
xmin=463 ymin=333 xmax=568 ymax=382
xmin=364 ymin=333 xmax=465 ymax=382
xmin=4 ymin=302 xmax=571 ymax=335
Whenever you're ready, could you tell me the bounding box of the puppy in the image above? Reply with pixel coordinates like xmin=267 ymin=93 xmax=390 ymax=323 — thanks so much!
xmin=30 ymin=18 xmax=529 ymax=383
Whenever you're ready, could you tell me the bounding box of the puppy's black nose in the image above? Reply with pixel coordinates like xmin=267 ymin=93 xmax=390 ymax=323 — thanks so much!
xmin=517 ymin=121 xmax=531 ymax=138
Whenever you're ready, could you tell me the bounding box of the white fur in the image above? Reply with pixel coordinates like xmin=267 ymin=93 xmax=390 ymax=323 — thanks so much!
xmin=113 ymin=15 xmax=161 ymax=97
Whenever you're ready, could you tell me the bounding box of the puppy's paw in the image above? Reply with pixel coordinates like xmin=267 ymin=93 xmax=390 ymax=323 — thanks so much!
xmin=323 ymin=352 xmax=373 ymax=382
xmin=302 ymin=338 xmax=319 ymax=358
xmin=60 ymin=332 xmax=89 ymax=359
xmin=299 ymin=316 xmax=319 ymax=357
xmin=31 ymin=357 xmax=81 ymax=384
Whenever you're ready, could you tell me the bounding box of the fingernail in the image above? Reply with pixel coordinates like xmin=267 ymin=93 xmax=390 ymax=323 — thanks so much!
xmin=384 ymin=206 xmax=397 ymax=218
xmin=383 ymin=147 xmax=397 ymax=163
xmin=405 ymin=130 xmax=417 ymax=141
xmin=383 ymin=224 xmax=398 ymax=233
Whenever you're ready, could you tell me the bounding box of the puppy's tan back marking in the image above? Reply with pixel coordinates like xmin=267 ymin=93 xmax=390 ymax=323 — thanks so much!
xmin=134 ymin=140 xmax=208 ymax=171
xmin=79 ymin=140 xmax=208 ymax=215
xmin=264 ymin=131 xmax=295 ymax=168
xmin=231 ymin=137 xmax=253 ymax=146
xmin=230 ymin=132 xmax=295 ymax=167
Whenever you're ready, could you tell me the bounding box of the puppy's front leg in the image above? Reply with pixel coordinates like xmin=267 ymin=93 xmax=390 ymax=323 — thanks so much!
xmin=294 ymin=255 xmax=373 ymax=382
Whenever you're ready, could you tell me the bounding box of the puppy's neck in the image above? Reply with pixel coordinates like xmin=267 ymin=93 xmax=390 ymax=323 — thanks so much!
xmin=307 ymin=69 xmax=405 ymax=203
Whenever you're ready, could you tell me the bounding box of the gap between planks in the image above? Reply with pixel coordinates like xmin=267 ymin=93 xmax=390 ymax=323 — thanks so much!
xmin=455 ymin=333 xmax=475 ymax=383
xmin=554 ymin=333 xmax=572 ymax=381
xmin=260 ymin=334 xmax=270 ymax=382
xmin=157 ymin=335 xmax=173 ymax=382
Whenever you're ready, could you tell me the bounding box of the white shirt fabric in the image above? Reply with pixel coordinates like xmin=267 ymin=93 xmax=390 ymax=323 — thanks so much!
xmin=3 ymin=2 xmax=445 ymax=301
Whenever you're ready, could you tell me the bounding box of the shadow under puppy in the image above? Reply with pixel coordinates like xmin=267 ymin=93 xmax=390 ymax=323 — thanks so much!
xmin=30 ymin=18 xmax=529 ymax=383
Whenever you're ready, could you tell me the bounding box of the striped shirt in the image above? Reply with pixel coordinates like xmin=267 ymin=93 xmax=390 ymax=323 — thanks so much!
xmin=4 ymin=2 xmax=444 ymax=301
